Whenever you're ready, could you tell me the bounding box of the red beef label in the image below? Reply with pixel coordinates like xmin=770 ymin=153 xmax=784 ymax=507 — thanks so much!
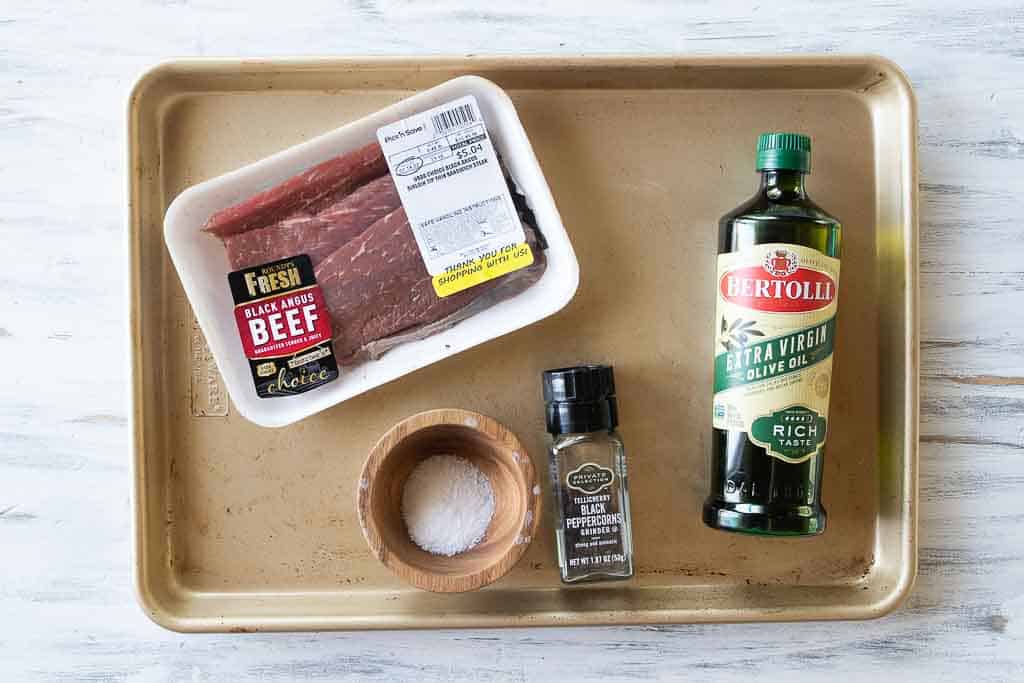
xmin=228 ymin=256 xmax=339 ymax=398
xmin=233 ymin=286 xmax=332 ymax=358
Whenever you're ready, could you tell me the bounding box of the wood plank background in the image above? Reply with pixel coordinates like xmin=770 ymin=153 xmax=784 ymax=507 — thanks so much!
xmin=1 ymin=1 xmax=1022 ymax=680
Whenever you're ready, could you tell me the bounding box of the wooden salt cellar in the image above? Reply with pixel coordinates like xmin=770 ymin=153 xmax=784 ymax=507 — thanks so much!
xmin=357 ymin=409 xmax=541 ymax=593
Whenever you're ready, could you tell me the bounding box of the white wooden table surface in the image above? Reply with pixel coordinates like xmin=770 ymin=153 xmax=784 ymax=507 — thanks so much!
xmin=2 ymin=1 xmax=1022 ymax=680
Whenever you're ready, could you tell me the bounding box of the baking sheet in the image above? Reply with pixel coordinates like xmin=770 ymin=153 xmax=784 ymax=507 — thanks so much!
xmin=128 ymin=56 xmax=918 ymax=631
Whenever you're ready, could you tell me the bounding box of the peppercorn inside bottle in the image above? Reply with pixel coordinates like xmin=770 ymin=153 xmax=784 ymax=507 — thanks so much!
xmin=542 ymin=365 xmax=634 ymax=583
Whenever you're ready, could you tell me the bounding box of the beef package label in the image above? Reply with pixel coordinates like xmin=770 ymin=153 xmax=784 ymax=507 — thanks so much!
xmin=377 ymin=95 xmax=534 ymax=297
xmin=228 ymin=255 xmax=339 ymax=398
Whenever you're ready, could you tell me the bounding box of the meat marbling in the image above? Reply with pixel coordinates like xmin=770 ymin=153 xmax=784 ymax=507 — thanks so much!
xmin=314 ymin=206 xmax=546 ymax=364
xmin=203 ymin=141 xmax=387 ymax=237
xmin=222 ymin=175 xmax=400 ymax=270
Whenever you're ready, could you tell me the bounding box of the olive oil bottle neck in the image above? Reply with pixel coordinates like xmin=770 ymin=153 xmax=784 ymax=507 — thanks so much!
xmin=761 ymin=170 xmax=807 ymax=202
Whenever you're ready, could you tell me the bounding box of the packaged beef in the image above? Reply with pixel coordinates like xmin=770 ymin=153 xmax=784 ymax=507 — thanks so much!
xmin=203 ymin=140 xmax=548 ymax=366
xmin=164 ymin=75 xmax=578 ymax=427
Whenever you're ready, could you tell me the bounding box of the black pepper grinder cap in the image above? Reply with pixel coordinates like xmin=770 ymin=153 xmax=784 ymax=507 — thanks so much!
xmin=542 ymin=365 xmax=619 ymax=435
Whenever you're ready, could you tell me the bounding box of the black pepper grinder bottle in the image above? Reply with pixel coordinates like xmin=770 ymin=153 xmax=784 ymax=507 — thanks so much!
xmin=543 ymin=365 xmax=634 ymax=584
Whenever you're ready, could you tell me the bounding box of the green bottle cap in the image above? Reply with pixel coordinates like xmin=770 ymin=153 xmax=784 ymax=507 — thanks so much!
xmin=756 ymin=132 xmax=811 ymax=172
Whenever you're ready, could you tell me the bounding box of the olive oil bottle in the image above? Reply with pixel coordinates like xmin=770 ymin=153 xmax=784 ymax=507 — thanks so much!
xmin=703 ymin=133 xmax=841 ymax=536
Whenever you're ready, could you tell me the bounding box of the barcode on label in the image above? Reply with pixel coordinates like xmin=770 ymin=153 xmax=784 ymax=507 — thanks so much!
xmin=431 ymin=103 xmax=476 ymax=134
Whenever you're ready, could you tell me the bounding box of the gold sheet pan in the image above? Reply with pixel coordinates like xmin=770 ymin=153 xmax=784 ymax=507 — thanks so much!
xmin=128 ymin=56 xmax=918 ymax=632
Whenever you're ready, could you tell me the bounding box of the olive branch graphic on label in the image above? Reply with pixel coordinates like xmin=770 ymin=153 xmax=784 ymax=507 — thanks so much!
xmin=719 ymin=316 xmax=765 ymax=352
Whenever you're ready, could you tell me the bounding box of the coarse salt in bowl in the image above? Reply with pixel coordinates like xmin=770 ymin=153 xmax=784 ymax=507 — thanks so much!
xmin=401 ymin=454 xmax=496 ymax=557
xmin=357 ymin=409 xmax=541 ymax=593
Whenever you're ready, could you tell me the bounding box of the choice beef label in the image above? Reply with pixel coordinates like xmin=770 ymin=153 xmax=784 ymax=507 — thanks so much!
xmin=228 ymin=255 xmax=339 ymax=398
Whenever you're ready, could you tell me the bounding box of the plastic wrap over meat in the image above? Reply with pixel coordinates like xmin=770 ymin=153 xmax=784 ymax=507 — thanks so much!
xmin=221 ymin=174 xmax=401 ymax=270
xmin=203 ymin=142 xmax=388 ymax=237
xmin=204 ymin=141 xmax=548 ymax=366
xmin=314 ymin=205 xmax=546 ymax=365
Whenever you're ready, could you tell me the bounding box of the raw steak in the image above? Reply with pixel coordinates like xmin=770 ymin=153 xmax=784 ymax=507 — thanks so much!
xmin=203 ymin=142 xmax=387 ymax=237
xmin=314 ymin=206 xmax=546 ymax=365
xmin=222 ymin=175 xmax=400 ymax=270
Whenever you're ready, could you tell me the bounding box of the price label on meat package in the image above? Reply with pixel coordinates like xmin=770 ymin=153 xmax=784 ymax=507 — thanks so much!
xmin=377 ymin=95 xmax=534 ymax=297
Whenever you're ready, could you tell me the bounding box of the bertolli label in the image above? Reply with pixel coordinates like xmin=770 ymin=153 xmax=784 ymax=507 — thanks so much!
xmin=712 ymin=244 xmax=840 ymax=463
